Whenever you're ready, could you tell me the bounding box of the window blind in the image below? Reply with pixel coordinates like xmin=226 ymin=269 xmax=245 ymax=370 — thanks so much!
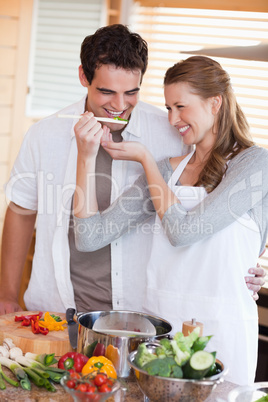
xmin=129 ymin=5 xmax=268 ymax=278
xmin=129 ymin=6 xmax=268 ymax=149
xmin=27 ymin=0 xmax=105 ymax=116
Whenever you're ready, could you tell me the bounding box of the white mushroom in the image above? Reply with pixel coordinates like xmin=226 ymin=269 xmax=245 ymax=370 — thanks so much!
xmin=3 ymin=338 xmax=15 ymax=351
xmin=0 ymin=345 xmax=9 ymax=358
xmin=9 ymin=347 xmax=23 ymax=360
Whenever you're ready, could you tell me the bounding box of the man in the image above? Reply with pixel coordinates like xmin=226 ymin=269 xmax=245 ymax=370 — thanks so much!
xmin=0 ymin=25 xmax=265 ymax=315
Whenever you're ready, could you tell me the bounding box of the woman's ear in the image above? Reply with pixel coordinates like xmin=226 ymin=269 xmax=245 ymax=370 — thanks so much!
xmin=212 ymin=95 xmax=222 ymax=115
xmin=78 ymin=65 xmax=89 ymax=87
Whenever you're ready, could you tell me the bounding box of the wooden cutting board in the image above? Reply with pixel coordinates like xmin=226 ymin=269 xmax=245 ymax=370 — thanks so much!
xmin=0 ymin=311 xmax=74 ymax=356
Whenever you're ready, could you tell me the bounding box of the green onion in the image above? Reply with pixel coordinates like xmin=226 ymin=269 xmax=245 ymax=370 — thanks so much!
xmin=45 ymin=370 xmax=63 ymax=383
xmin=0 ymin=357 xmax=31 ymax=390
xmin=0 ymin=363 xmax=19 ymax=387
xmin=15 ymin=356 xmax=66 ymax=383
xmin=25 ymin=352 xmax=58 ymax=366
xmin=44 ymin=379 xmax=57 ymax=392
xmin=23 ymin=367 xmax=44 ymax=387
xmin=0 ymin=373 xmax=6 ymax=390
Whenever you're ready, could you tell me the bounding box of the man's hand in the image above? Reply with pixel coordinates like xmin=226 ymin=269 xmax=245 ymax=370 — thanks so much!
xmin=245 ymin=263 xmax=267 ymax=301
xmin=74 ymin=112 xmax=105 ymax=160
xmin=0 ymin=296 xmax=22 ymax=316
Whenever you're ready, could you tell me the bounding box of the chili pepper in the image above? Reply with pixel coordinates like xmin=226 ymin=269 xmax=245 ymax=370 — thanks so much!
xmin=14 ymin=312 xmax=43 ymax=322
xmin=81 ymin=356 xmax=117 ymax=379
xmin=58 ymin=352 xmax=88 ymax=373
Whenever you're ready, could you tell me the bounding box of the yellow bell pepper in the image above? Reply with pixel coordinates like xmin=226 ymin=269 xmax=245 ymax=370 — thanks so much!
xmin=81 ymin=356 xmax=117 ymax=379
xmin=38 ymin=312 xmax=67 ymax=331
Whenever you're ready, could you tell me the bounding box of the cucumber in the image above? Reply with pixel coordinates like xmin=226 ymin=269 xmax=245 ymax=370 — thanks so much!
xmin=183 ymin=351 xmax=216 ymax=380
xmin=192 ymin=335 xmax=213 ymax=352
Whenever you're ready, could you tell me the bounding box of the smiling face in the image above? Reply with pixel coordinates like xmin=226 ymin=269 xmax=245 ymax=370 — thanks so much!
xmin=79 ymin=64 xmax=141 ymax=132
xmin=164 ymin=82 xmax=220 ymax=150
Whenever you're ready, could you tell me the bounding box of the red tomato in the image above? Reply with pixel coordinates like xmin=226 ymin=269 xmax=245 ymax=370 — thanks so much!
xmin=98 ymin=383 xmax=112 ymax=393
xmin=76 ymin=383 xmax=88 ymax=393
xmin=93 ymin=373 xmax=107 ymax=387
xmin=70 ymin=371 xmax=81 ymax=379
xmin=86 ymin=384 xmax=97 ymax=393
xmin=106 ymin=379 xmax=114 ymax=386
xmin=66 ymin=379 xmax=76 ymax=389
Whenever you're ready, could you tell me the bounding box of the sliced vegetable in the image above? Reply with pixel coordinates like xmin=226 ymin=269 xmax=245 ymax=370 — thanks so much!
xmin=14 ymin=312 xmax=42 ymax=322
xmin=31 ymin=320 xmax=49 ymax=335
xmin=39 ymin=312 xmax=67 ymax=331
xmin=183 ymin=351 xmax=216 ymax=380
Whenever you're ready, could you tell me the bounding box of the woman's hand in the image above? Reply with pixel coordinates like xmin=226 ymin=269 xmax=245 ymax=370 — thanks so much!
xmin=245 ymin=263 xmax=267 ymax=301
xmin=74 ymin=112 xmax=107 ymax=160
xmin=101 ymin=137 xmax=148 ymax=164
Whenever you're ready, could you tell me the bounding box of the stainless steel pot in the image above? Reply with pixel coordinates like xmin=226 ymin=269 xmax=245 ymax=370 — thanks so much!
xmin=77 ymin=310 xmax=172 ymax=378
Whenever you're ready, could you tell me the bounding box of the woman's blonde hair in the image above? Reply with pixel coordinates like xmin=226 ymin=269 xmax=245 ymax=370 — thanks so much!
xmin=164 ymin=56 xmax=254 ymax=192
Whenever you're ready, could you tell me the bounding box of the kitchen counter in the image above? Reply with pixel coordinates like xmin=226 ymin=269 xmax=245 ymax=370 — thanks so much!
xmin=0 ymin=369 xmax=237 ymax=401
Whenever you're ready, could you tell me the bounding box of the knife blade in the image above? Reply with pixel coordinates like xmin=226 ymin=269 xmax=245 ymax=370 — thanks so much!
xmin=66 ymin=308 xmax=78 ymax=349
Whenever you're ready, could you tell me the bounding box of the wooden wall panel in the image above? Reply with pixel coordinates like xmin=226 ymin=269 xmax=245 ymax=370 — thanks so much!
xmin=0 ymin=77 xmax=14 ymax=105
xmin=0 ymin=136 xmax=10 ymax=163
xmin=0 ymin=165 xmax=8 ymax=194
xmin=0 ymin=107 xmax=12 ymax=134
xmin=0 ymin=0 xmax=20 ymax=16
xmin=0 ymin=19 xmax=18 ymax=46
xmin=0 ymin=48 xmax=16 ymax=75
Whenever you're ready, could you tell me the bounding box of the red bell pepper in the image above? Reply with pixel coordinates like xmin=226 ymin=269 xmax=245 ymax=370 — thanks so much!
xmin=21 ymin=319 xmax=31 ymax=326
xmin=15 ymin=312 xmax=43 ymax=322
xmin=58 ymin=352 xmax=88 ymax=372
xmin=31 ymin=320 xmax=49 ymax=335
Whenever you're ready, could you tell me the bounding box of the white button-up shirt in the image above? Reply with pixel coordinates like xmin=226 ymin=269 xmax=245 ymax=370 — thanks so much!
xmin=5 ymin=96 xmax=189 ymax=313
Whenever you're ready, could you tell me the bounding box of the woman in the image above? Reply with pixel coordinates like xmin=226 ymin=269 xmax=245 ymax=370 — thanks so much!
xmin=73 ymin=56 xmax=268 ymax=385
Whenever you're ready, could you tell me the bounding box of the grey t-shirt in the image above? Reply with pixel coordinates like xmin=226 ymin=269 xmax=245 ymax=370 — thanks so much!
xmin=74 ymin=145 xmax=268 ymax=256
xmin=69 ymin=131 xmax=123 ymax=313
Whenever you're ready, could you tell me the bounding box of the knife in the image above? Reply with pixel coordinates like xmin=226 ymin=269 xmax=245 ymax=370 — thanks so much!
xmin=66 ymin=308 xmax=78 ymax=349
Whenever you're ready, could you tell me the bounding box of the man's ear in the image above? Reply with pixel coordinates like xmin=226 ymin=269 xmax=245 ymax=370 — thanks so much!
xmin=79 ymin=65 xmax=89 ymax=87
xmin=212 ymin=95 xmax=222 ymax=115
